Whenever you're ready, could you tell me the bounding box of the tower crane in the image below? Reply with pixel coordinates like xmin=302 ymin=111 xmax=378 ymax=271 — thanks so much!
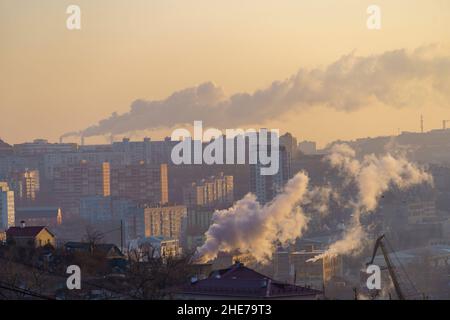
xmin=367 ymin=235 xmax=421 ymax=300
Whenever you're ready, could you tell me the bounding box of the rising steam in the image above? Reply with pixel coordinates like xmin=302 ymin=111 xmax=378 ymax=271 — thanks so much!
xmin=195 ymin=144 xmax=433 ymax=264
xmin=195 ymin=172 xmax=312 ymax=263
xmin=309 ymin=144 xmax=433 ymax=262
xmin=70 ymin=44 xmax=450 ymax=138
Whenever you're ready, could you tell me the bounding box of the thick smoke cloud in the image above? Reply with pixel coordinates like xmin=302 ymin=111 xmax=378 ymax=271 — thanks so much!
xmin=195 ymin=172 xmax=312 ymax=263
xmin=195 ymin=144 xmax=433 ymax=264
xmin=309 ymin=144 xmax=433 ymax=261
xmin=74 ymin=44 xmax=450 ymax=137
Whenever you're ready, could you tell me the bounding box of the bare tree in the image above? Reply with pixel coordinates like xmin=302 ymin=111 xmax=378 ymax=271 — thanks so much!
xmin=83 ymin=226 xmax=104 ymax=252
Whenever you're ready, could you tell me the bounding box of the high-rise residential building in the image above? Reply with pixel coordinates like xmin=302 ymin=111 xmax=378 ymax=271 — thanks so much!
xmin=182 ymin=173 xmax=233 ymax=208
xmin=142 ymin=204 xmax=187 ymax=240
xmin=250 ymin=145 xmax=290 ymax=204
xmin=111 ymin=137 xmax=178 ymax=165
xmin=185 ymin=207 xmax=215 ymax=251
xmin=79 ymin=195 xmax=135 ymax=223
xmin=0 ymin=182 xmax=15 ymax=230
xmin=0 ymin=139 xmax=13 ymax=156
xmin=9 ymin=169 xmax=40 ymax=202
xmin=280 ymin=132 xmax=298 ymax=157
xmin=53 ymin=161 xmax=110 ymax=215
xmin=42 ymin=150 xmax=125 ymax=180
xmin=111 ymin=162 xmax=168 ymax=205
xmin=13 ymin=139 xmax=78 ymax=156
xmin=298 ymin=141 xmax=317 ymax=155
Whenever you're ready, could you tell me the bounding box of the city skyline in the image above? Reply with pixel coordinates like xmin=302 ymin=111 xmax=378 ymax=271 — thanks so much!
xmin=1 ymin=1 xmax=450 ymax=147
xmin=3 ymin=0 xmax=450 ymax=303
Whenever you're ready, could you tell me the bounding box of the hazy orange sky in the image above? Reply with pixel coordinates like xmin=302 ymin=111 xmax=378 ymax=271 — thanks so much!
xmin=1 ymin=0 xmax=450 ymax=147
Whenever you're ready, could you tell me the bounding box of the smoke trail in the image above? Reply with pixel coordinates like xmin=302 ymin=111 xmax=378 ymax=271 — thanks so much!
xmin=195 ymin=172 xmax=312 ymax=263
xmin=195 ymin=143 xmax=432 ymax=264
xmin=309 ymin=144 xmax=433 ymax=262
xmin=72 ymin=44 xmax=450 ymax=138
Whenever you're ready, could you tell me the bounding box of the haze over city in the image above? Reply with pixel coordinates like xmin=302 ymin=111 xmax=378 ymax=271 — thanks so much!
xmin=1 ymin=0 xmax=450 ymax=146
xmin=1 ymin=0 xmax=450 ymax=304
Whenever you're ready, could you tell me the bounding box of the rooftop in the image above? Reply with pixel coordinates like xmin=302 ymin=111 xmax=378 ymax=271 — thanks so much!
xmin=181 ymin=262 xmax=322 ymax=299
xmin=6 ymin=226 xmax=49 ymax=237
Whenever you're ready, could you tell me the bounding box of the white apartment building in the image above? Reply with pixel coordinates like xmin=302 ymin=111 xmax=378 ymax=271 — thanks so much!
xmin=0 ymin=182 xmax=15 ymax=230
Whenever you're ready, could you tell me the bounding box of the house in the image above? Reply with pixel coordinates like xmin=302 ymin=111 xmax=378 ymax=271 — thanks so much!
xmin=64 ymin=242 xmax=127 ymax=272
xmin=6 ymin=223 xmax=56 ymax=248
xmin=178 ymin=262 xmax=323 ymax=300
xmin=64 ymin=242 xmax=125 ymax=259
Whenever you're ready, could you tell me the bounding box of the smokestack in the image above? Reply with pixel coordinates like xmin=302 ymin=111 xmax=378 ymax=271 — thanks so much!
xmin=81 ymin=135 xmax=85 ymax=146
xmin=59 ymin=136 xmax=63 ymax=144
xmin=420 ymin=115 xmax=424 ymax=133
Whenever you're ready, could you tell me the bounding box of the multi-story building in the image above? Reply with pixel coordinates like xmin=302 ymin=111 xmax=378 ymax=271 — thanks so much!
xmin=0 ymin=182 xmax=15 ymax=230
xmin=298 ymin=141 xmax=317 ymax=155
xmin=407 ymin=200 xmax=436 ymax=224
xmin=13 ymin=139 xmax=77 ymax=156
xmin=274 ymin=247 xmax=344 ymax=290
xmin=0 ymin=139 xmax=13 ymax=156
xmin=53 ymin=161 xmax=110 ymax=215
xmin=111 ymin=162 xmax=168 ymax=205
xmin=8 ymin=169 xmax=40 ymax=202
xmin=185 ymin=207 xmax=215 ymax=251
xmin=43 ymin=150 xmax=125 ymax=180
xmin=323 ymin=254 xmax=344 ymax=284
xmin=273 ymin=250 xmax=291 ymax=282
xmin=79 ymin=195 xmax=136 ymax=223
xmin=142 ymin=204 xmax=187 ymax=241
xmin=280 ymin=132 xmax=298 ymax=157
xmin=250 ymin=145 xmax=290 ymax=204
xmin=112 ymin=137 xmax=178 ymax=165
xmin=168 ymin=163 xmax=250 ymax=204
xmin=182 ymin=173 xmax=233 ymax=208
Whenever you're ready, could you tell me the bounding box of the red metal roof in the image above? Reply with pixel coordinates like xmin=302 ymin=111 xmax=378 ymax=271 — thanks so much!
xmin=6 ymin=226 xmax=47 ymax=237
xmin=182 ymin=263 xmax=322 ymax=298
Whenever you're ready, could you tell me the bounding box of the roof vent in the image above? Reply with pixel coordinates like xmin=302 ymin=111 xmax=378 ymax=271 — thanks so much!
xmin=20 ymin=220 xmax=26 ymax=228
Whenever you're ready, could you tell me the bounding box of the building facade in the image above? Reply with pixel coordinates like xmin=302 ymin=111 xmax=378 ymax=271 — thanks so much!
xmin=182 ymin=173 xmax=233 ymax=208
xmin=111 ymin=163 xmax=168 ymax=205
xmin=0 ymin=182 xmax=15 ymax=230
xmin=9 ymin=169 xmax=40 ymax=202
xmin=143 ymin=204 xmax=187 ymax=240
xmin=53 ymin=161 xmax=110 ymax=215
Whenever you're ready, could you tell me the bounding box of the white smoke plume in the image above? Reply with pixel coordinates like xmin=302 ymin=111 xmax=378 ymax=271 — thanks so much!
xmin=195 ymin=143 xmax=432 ymax=264
xmin=73 ymin=44 xmax=450 ymax=137
xmin=195 ymin=172 xmax=312 ymax=263
xmin=309 ymin=144 xmax=433 ymax=262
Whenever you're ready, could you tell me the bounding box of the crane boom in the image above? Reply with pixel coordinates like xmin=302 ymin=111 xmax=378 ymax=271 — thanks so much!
xmin=367 ymin=235 xmax=405 ymax=300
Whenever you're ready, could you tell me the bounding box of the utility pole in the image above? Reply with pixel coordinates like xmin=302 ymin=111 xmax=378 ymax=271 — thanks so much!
xmin=120 ymin=220 xmax=124 ymax=253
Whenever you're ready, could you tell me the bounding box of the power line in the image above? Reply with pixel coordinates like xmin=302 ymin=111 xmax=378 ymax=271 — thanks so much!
xmin=0 ymin=280 xmax=54 ymax=300
xmin=0 ymin=255 xmax=141 ymax=300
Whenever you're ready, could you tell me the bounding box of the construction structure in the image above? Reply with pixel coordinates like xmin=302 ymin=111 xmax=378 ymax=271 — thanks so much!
xmin=367 ymin=235 xmax=422 ymax=300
